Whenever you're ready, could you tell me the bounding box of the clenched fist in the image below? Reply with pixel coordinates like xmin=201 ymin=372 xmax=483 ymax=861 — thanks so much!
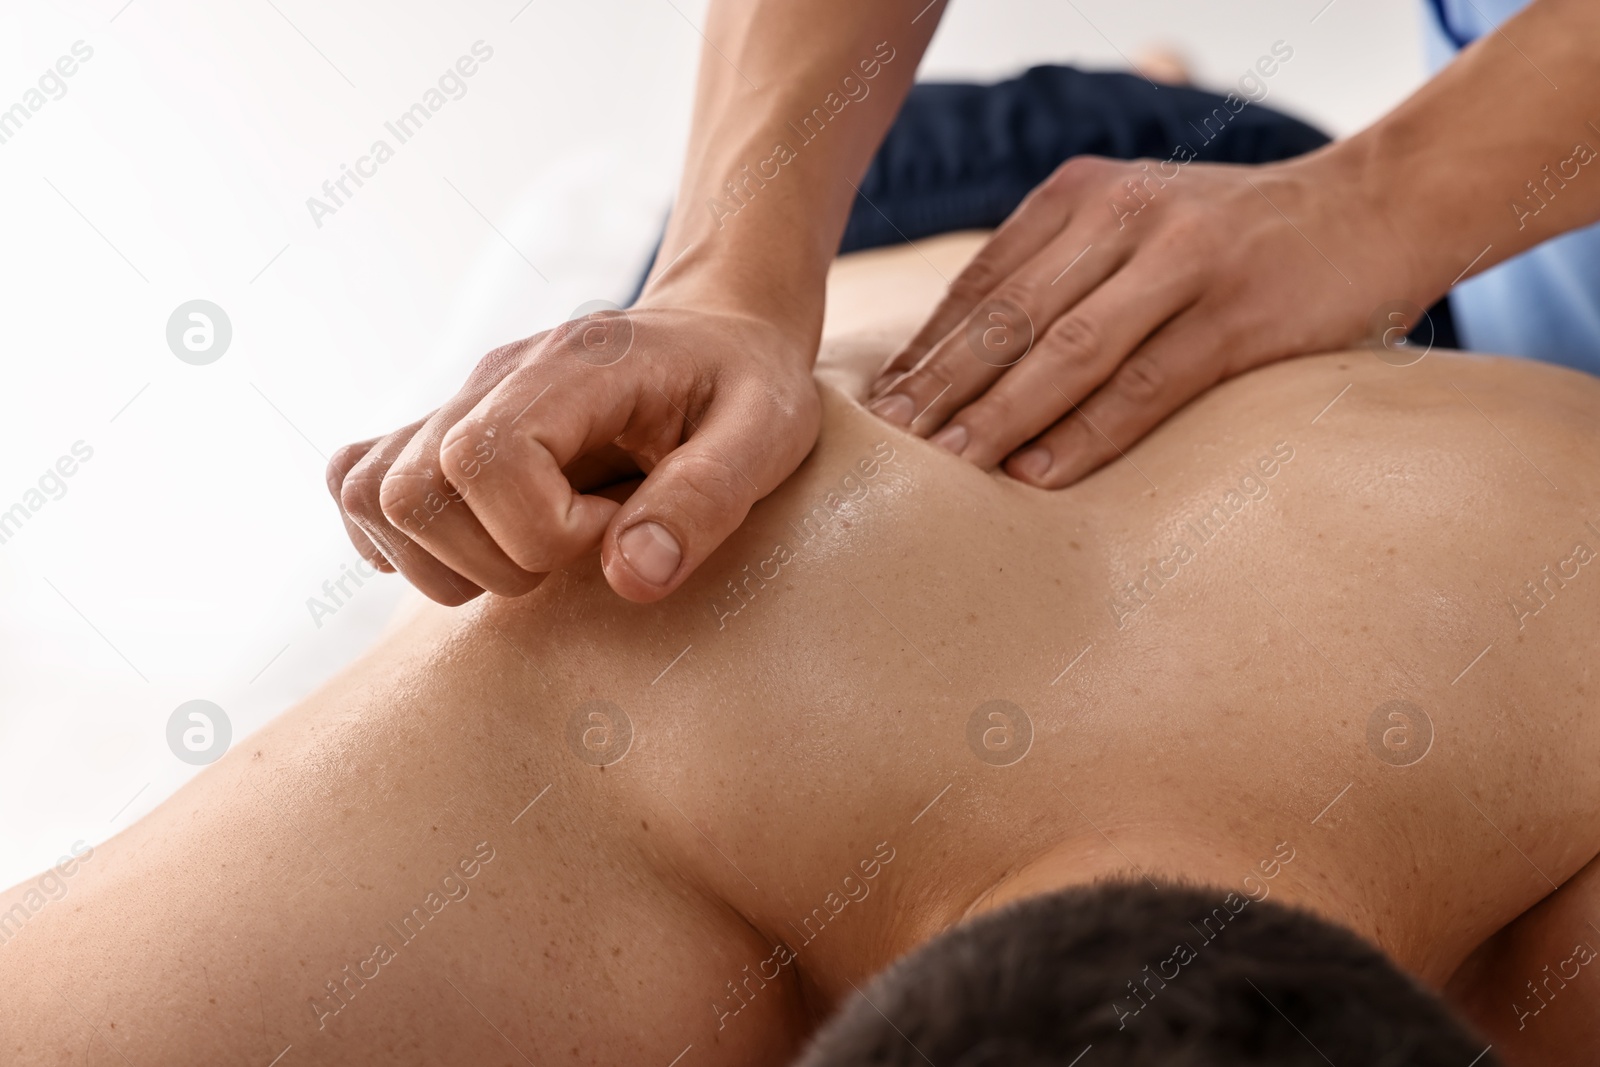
xmin=327 ymin=302 xmax=820 ymax=605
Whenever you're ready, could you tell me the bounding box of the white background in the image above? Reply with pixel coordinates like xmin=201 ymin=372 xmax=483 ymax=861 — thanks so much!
xmin=0 ymin=0 xmax=1428 ymax=887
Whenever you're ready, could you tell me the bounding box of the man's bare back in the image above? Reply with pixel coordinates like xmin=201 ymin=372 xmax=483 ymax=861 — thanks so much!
xmin=5 ymin=234 xmax=1599 ymax=1066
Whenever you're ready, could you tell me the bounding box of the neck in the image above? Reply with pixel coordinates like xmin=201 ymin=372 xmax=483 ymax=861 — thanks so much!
xmin=961 ymin=824 xmax=1420 ymax=977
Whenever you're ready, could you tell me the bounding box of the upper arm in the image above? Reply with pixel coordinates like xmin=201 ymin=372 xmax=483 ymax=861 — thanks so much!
xmin=1446 ymin=852 xmax=1600 ymax=1067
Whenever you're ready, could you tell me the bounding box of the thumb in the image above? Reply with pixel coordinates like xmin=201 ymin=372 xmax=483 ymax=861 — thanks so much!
xmin=600 ymin=387 xmax=811 ymax=603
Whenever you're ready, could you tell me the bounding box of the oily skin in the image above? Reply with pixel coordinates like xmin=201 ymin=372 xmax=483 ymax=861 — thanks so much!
xmin=4 ymin=236 xmax=1600 ymax=1066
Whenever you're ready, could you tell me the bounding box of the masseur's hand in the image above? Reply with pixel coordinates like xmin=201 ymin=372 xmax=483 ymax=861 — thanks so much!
xmin=326 ymin=302 xmax=820 ymax=605
xmin=324 ymin=0 xmax=947 ymax=604
xmin=866 ymin=151 xmax=1424 ymax=486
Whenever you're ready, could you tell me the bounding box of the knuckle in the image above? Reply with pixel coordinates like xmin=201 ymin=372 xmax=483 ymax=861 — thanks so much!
xmin=987 ymin=279 xmax=1038 ymax=313
xmin=326 ymin=442 xmax=370 ymax=493
xmin=665 ymin=451 xmax=747 ymax=518
xmin=907 ymin=359 xmax=959 ymax=402
xmin=1041 ymin=314 xmax=1103 ymax=364
xmin=467 ymin=339 xmax=531 ymax=386
xmin=963 ymin=293 xmax=1037 ymax=371
xmin=441 ymin=418 xmax=503 ymax=480
xmin=947 ymin=257 xmax=1007 ymax=306
xmin=378 ymin=469 xmax=457 ymax=541
xmin=1050 ymin=155 xmax=1111 ymax=192
xmin=338 ymin=477 xmax=413 ymax=568
xmin=338 ymin=461 xmax=385 ymax=526
xmin=757 ymin=376 xmax=820 ymax=429
xmin=1158 ymin=209 xmax=1211 ymax=251
xmin=916 ymin=348 xmax=960 ymax=382
xmin=502 ymin=536 xmax=562 ymax=574
xmin=1115 ymin=355 xmax=1170 ymax=405
xmin=1169 ymin=253 xmax=1208 ymax=293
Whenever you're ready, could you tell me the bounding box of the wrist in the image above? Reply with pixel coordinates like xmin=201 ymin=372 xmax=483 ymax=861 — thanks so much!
xmin=1294 ymin=133 xmax=1455 ymax=306
xmin=644 ymin=115 xmax=858 ymax=337
xmin=637 ymin=235 xmax=827 ymax=346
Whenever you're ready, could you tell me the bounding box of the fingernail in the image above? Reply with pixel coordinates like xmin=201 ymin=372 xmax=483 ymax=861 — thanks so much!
xmin=618 ymin=521 xmax=681 ymax=586
xmin=930 ymin=424 xmax=968 ymax=456
xmin=869 ymin=393 xmax=915 ymax=427
xmin=1011 ymin=446 xmax=1052 ymax=481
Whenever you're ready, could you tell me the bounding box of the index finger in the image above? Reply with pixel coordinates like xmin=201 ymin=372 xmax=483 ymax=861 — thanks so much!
xmin=869 ymin=156 xmax=1113 ymax=398
xmin=440 ymin=327 xmax=643 ymax=574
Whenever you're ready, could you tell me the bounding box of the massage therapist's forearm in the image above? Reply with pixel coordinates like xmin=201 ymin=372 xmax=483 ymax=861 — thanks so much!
xmin=1337 ymin=0 xmax=1600 ymax=296
xmin=325 ymin=3 xmax=947 ymax=606
xmin=643 ymin=0 xmax=945 ymax=340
